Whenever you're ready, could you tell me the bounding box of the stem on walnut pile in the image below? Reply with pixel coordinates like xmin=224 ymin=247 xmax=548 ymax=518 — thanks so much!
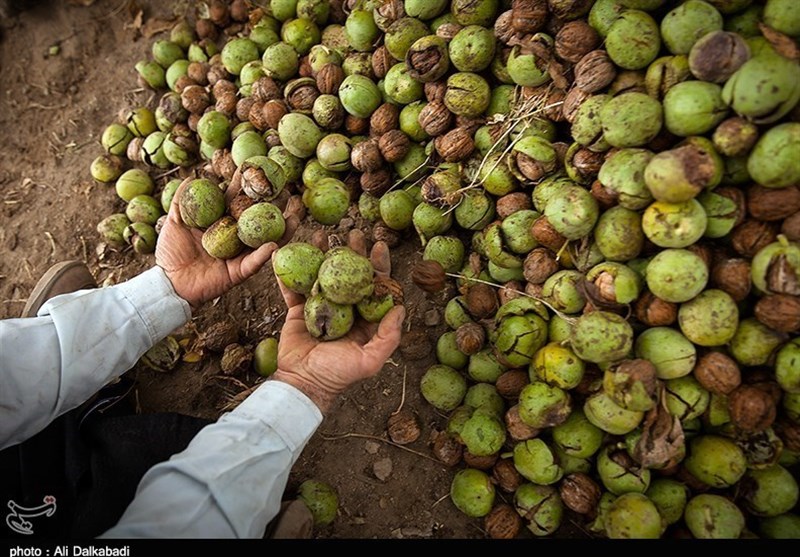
xmin=445 ymin=272 xmax=577 ymax=324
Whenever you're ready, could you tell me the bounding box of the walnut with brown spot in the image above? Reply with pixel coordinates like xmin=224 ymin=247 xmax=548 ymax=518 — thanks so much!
xmin=378 ymin=130 xmax=411 ymax=162
xmin=387 ymin=410 xmax=421 ymax=445
xmin=505 ymin=405 xmax=540 ymax=442
xmin=728 ymin=385 xmax=777 ymax=432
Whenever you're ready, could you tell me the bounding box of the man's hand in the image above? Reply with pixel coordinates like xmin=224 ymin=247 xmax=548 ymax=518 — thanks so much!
xmin=156 ymin=178 xmax=300 ymax=309
xmin=272 ymin=231 xmax=405 ymax=413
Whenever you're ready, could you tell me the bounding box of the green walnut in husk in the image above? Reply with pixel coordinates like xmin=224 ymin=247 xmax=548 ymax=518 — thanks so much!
xmin=338 ymin=74 xmax=382 ymax=119
xmin=543 ymin=184 xmax=599 ymax=241
xmin=303 ymin=178 xmax=350 ymax=225
xmin=437 ymin=331 xmax=469 ymax=369
xmin=605 ymin=9 xmax=661 ymax=70
xmin=570 ymin=311 xmax=634 ymax=365
xmin=684 ymin=434 xmax=747 ymax=488
xmin=273 ymin=242 xmax=325 ymax=296
xmin=586 ymin=262 xmax=643 ymax=306
xmin=776 ymin=338 xmax=800 ymax=393
xmin=141 ymin=132 xmax=170 ymax=169
xmin=747 ymin=123 xmax=800 ymax=190
xmin=455 ymin=189 xmax=496 ymax=230
xmin=237 ymin=203 xmax=285 ymax=249
xmin=740 ymin=465 xmax=799 ymax=517
xmin=102 ymin=123 xmax=134 ymax=156
xmin=231 ymin=131 xmax=267 ymax=167
xmin=451 ymin=468 xmax=495 ymax=518
xmin=604 ymin=493 xmax=664 ymax=539
xmin=597 ymin=148 xmax=654 ymax=210
xmin=278 ymin=113 xmax=324 ymax=159
xmin=683 ymin=494 xmax=745 ymax=539
xmin=664 ymin=375 xmax=710 ymax=420
xmin=518 ymin=381 xmax=572 ymax=429
xmin=91 ymin=154 xmax=124 ymax=183
xmin=551 ymin=409 xmax=604 ymax=460
xmin=677 ymin=288 xmax=738 ymax=346
xmin=492 ymin=312 xmax=548 ymax=368
xmin=379 ymin=190 xmax=416 ymax=231
xmin=115 ymin=169 xmax=154 ymax=203
xmin=97 ymin=213 xmax=131 ymax=247
xmin=303 ymin=293 xmax=355 ymax=341
xmin=513 ymin=438 xmax=563 ymax=486
xmin=449 ymin=26 xmax=495 ymax=73
xmin=317 ymin=247 xmax=374 ymax=305
xmin=297 ymin=479 xmax=338 ymax=526
xmin=126 ymin=195 xmax=163 ymax=226
xmin=202 ymin=216 xmax=244 ymax=260
xmin=178 ymin=178 xmax=225 ymax=229
xmin=197 ymin=111 xmax=231 ymax=149
xmin=584 ymin=390 xmax=645 ymax=435
xmin=641 ymin=199 xmax=708 ymax=249
xmin=413 ymin=202 xmax=453 ymax=246
xmin=135 ymin=60 xmax=167 ymax=89
xmin=645 ymin=478 xmax=689 ymax=526
xmin=443 ymin=72 xmax=491 ymax=118
xmin=601 ymin=92 xmax=664 ymax=148
xmin=722 ymin=52 xmax=800 ymax=125
xmin=660 ymin=0 xmax=724 ymax=55
xmin=597 ymin=445 xmax=651 ymax=495
xmin=644 ymin=142 xmax=721 ymax=203
xmin=634 ymin=326 xmax=696 ymax=379
xmin=423 ymin=235 xmax=465 ymax=274
xmin=645 ymin=248 xmax=708 ymax=303
xmin=467 ymin=349 xmax=506 ymax=383
xmin=141 ymin=335 xmax=181 ymax=373
xmin=571 ymin=94 xmax=611 ymax=152
xmin=531 ymin=342 xmax=585 ymax=391
xmin=253 ymin=337 xmax=279 ymax=378
xmin=750 ymin=235 xmax=800 ymax=296
xmin=461 ymin=410 xmax=506 ymax=457
xmin=663 ymin=80 xmax=729 ymax=137
xmin=513 ymin=483 xmax=563 ymax=537
xmin=541 ymin=270 xmax=586 ymax=315
xmin=421 ymin=364 xmax=468 ymax=413
xmin=123 ymin=222 xmax=157 ymax=254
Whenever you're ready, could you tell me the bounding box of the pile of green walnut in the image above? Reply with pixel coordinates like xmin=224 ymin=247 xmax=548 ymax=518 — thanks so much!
xmin=86 ymin=0 xmax=800 ymax=540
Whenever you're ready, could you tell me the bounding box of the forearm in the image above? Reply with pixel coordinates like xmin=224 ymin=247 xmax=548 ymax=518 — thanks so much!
xmin=0 ymin=267 xmax=191 ymax=450
xmin=101 ymin=380 xmax=322 ymax=539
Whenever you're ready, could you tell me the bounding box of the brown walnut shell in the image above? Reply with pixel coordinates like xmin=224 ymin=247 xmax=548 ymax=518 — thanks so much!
xmin=747 ymin=185 xmax=800 ymax=222
xmin=731 ymin=220 xmax=779 ymax=258
xmin=485 ymin=504 xmax=522 ymax=540
xmin=573 ymin=49 xmax=616 ymax=93
xmin=418 ymin=101 xmax=453 ymax=137
xmin=523 ymin=247 xmax=559 ymax=285
xmin=710 ymin=258 xmax=752 ymax=302
xmin=316 ymin=63 xmax=345 ymax=95
xmin=371 ymin=46 xmax=397 ymax=80
xmin=491 ymin=459 xmax=523 ymax=494
xmin=411 ymin=260 xmax=447 ymax=293
xmin=634 ymin=291 xmax=678 ymax=327
xmin=495 ymin=370 xmax=530 ymax=400
xmin=555 ymin=20 xmax=600 ymax=63
xmin=754 ymin=294 xmax=800 ymax=333
xmin=559 ymin=472 xmax=602 ymax=516
xmin=370 ymin=103 xmax=400 ymax=136
xmin=465 ymin=282 xmax=499 ymax=319
xmin=387 ymin=410 xmax=421 ymax=445
xmin=378 ymin=130 xmax=411 ymax=163
xmin=694 ymin=351 xmax=741 ymax=395
xmin=351 ymin=139 xmax=384 ymax=172
xmin=455 ymin=322 xmax=486 ymax=355
xmin=434 ymin=127 xmax=475 ymax=162
xmin=360 ymin=168 xmax=393 ymax=197
xmin=251 ymin=76 xmax=281 ymax=103
xmin=728 ymin=385 xmax=777 ymax=433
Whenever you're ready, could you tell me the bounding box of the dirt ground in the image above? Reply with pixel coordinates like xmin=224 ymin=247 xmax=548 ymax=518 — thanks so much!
xmin=0 ymin=0 xmax=583 ymax=540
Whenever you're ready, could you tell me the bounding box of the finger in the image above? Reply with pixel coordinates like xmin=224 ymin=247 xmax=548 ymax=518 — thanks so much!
xmin=359 ymin=305 xmax=405 ymax=374
xmin=272 ymin=264 xmax=306 ymax=310
xmin=310 ymin=229 xmax=329 ymax=252
xmin=224 ymin=168 xmax=243 ymax=204
xmin=347 ymin=229 xmax=367 ymax=257
xmin=279 ymin=214 xmax=300 ymax=246
xmin=167 ymin=177 xmax=193 ymax=223
xmin=370 ymin=240 xmax=391 ymax=277
xmin=235 ymin=241 xmax=278 ymax=282
xmin=283 ymin=194 xmax=306 ymax=222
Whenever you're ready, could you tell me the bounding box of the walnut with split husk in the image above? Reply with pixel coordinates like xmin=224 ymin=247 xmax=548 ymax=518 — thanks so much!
xmin=228 ymin=193 xmax=255 ymax=220
xmin=496 ymin=192 xmax=532 ymax=219
xmin=755 ymin=294 xmax=800 ymax=333
xmin=693 ymin=351 xmax=741 ymax=395
xmin=573 ymin=50 xmax=616 ymax=93
xmin=747 ymin=185 xmax=800 ymax=222
xmin=367 ymin=106 xmax=397 ymax=139
xmin=709 ymin=257 xmax=752 ymax=303
xmin=555 ymin=20 xmax=600 ymax=63
xmin=632 ymin=391 xmax=686 ymax=470
xmin=285 ymin=78 xmax=320 ymax=113
xmin=418 ymin=101 xmax=453 ymax=137
xmin=378 ymin=130 xmax=410 ymax=163
xmin=485 ymin=504 xmax=522 ymax=540
xmin=559 ymin=472 xmax=602 ymax=516
xmin=387 ymin=410 xmax=421 ymax=445
xmin=463 ymin=450 xmax=499 ymax=470
xmin=360 ymin=168 xmax=393 ymax=197
xmin=435 ymin=127 xmax=475 ymax=162
xmin=728 ymin=385 xmax=777 ymax=433
xmin=220 ymin=343 xmax=252 ymax=376
xmin=316 ymin=63 xmax=345 ymax=95
xmin=731 ymin=220 xmax=779 ymax=258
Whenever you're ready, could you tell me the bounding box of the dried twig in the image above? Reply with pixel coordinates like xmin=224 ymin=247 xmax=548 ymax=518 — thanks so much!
xmin=391 ymin=366 xmax=408 ymax=416
xmin=431 ymin=493 xmax=449 ymax=508
xmin=44 ymin=232 xmax=57 ymax=259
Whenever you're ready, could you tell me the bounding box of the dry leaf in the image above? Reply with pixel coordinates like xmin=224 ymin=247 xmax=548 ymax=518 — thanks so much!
xmin=633 ymin=390 xmax=685 ymax=469
xmin=143 ymin=17 xmax=179 ymax=38
xmin=759 ymin=23 xmax=800 ymax=62
xmin=182 ymin=351 xmax=204 ymax=363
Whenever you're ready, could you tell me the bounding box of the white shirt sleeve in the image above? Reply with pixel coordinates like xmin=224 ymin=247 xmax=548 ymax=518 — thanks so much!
xmin=0 ymin=266 xmax=191 ymax=450
xmin=100 ymin=380 xmax=323 ymax=539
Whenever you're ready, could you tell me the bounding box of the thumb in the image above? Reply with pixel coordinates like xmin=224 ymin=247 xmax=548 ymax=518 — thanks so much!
xmin=360 ymin=305 xmax=405 ymax=375
xmin=236 ymin=242 xmax=278 ymax=282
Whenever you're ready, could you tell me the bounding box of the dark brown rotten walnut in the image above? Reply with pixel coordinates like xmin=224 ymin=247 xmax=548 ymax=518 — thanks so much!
xmin=728 ymin=385 xmax=777 ymax=432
